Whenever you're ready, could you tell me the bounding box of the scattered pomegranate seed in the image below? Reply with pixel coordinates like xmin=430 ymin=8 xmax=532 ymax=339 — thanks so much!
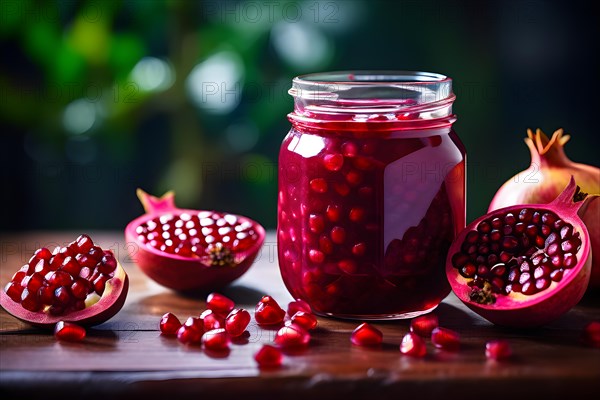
xmin=200 ymin=309 xmax=225 ymax=331
xmin=350 ymin=323 xmax=383 ymax=346
xmin=225 ymin=308 xmax=251 ymax=337
xmin=54 ymin=321 xmax=86 ymax=342
xmin=289 ymin=311 xmax=318 ymax=331
xmin=287 ymin=299 xmax=311 ymax=316
xmin=274 ymin=323 xmax=310 ymax=348
xmin=159 ymin=312 xmax=182 ymax=335
xmin=177 ymin=317 xmax=204 ymax=345
xmin=431 ymin=327 xmax=460 ymax=351
xmin=582 ymin=321 xmax=600 ymax=348
xmin=254 ymin=344 xmax=283 ymax=368
xmin=400 ymin=332 xmax=427 ymax=358
xmin=202 ymin=328 xmax=231 ymax=351
xmin=485 ymin=340 xmax=513 ymax=361
xmin=410 ymin=313 xmax=439 ymax=337
xmin=255 ymin=295 xmax=286 ymax=326
xmin=206 ymin=292 xmax=235 ymax=315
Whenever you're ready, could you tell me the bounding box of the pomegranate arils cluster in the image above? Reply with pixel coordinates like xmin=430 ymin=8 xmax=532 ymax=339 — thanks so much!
xmin=450 ymin=208 xmax=583 ymax=301
xmin=4 ymin=234 xmax=118 ymax=316
xmin=135 ymin=211 xmax=259 ymax=265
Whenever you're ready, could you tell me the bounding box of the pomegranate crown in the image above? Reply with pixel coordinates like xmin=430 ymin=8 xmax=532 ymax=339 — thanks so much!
xmin=136 ymin=188 xmax=176 ymax=214
xmin=525 ymin=128 xmax=571 ymax=167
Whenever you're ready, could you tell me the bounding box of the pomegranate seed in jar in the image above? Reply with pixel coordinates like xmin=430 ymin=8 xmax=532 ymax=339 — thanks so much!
xmin=350 ymin=323 xmax=383 ymax=347
xmin=206 ymin=292 xmax=235 ymax=315
xmin=159 ymin=312 xmax=182 ymax=336
xmin=54 ymin=321 xmax=86 ymax=342
xmin=400 ymin=332 xmax=427 ymax=358
xmin=254 ymin=344 xmax=283 ymax=368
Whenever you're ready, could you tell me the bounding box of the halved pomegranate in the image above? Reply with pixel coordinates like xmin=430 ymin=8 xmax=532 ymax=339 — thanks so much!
xmin=0 ymin=235 xmax=128 ymax=328
xmin=446 ymin=178 xmax=593 ymax=327
xmin=125 ymin=189 xmax=265 ymax=292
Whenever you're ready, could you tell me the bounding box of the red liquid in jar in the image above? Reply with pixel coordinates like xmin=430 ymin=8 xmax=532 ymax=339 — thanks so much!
xmin=278 ymin=117 xmax=465 ymax=318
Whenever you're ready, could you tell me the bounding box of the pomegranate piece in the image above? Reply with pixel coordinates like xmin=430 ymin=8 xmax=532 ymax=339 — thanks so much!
xmin=290 ymin=311 xmax=318 ymax=331
xmin=255 ymin=295 xmax=286 ymax=326
xmin=0 ymin=235 xmax=128 ymax=328
xmin=159 ymin=312 xmax=182 ymax=335
xmin=202 ymin=328 xmax=231 ymax=351
xmin=274 ymin=323 xmax=310 ymax=348
xmin=410 ymin=313 xmax=439 ymax=337
xmin=206 ymin=292 xmax=235 ymax=315
xmin=400 ymin=332 xmax=427 ymax=358
xmin=350 ymin=323 xmax=383 ymax=347
xmin=124 ymin=189 xmax=266 ymax=292
xmin=431 ymin=327 xmax=460 ymax=351
xmin=254 ymin=344 xmax=283 ymax=368
xmin=485 ymin=340 xmax=512 ymax=361
xmin=447 ymin=178 xmax=594 ymax=327
xmin=54 ymin=321 xmax=86 ymax=342
xmin=582 ymin=321 xmax=600 ymax=348
xmin=177 ymin=317 xmax=204 ymax=345
xmin=287 ymin=299 xmax=311 ymax=317
xmin=225 ymin=308 xmax=251 ymax=337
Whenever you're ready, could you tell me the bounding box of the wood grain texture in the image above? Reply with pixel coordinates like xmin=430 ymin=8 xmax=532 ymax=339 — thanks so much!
xmin=1 ymin=232 xmax=599 ymax=399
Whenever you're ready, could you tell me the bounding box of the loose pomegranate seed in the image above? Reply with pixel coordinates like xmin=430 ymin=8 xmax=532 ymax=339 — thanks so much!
xmin=254 ymin=344 xmax=283 ymax=368
xmin=225 ymin=308 xmax=251 ymax=337
xmin=485 ymin=340 xmax=512 ymax=361
xmin=274 ymin=323 xmax=310 ymax=348
xmin=206 ymin=292 xmax=235 ymax=315
xmin=582 ymin=321 xmax=600 ymax=348
xmin=177 ymin=317 xmax=204 ymax=344
xmin=410 ymin=313 xmax=439 ymax=337
xmin=54 ymin=321 xmax=86 ymax=342
xmin=255 ymin=295 xmax=286 ymax=326
xmin=202 ymin=328 xmax=231 ymax=351
xmin=290 ymin=311 xmax=318 ymax=331
xmin=200 ymin=309 xmax=225 ymax=331
xmin=160 ymin=312 xmax=182 ymax=335
xmin=350 ymin=323 xmax=383 ymax=346
xmin=431 ymin=327 xmax=460 ymax=351
xmin=400 ymin=332 xmax=427 ymax=357
xmin=287 ymin=299 xmax=311 ymax=316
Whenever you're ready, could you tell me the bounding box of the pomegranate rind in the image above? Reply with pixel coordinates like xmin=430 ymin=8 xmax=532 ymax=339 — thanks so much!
xmin=446 ymin=179 xmax=591 ymax=327
xmin=0 ymin=261 xmax=129 ymax=329
xmin=125 ymin=191 xmax=266 ymax=292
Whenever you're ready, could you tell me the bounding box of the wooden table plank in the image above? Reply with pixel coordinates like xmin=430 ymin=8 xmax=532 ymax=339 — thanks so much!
xmin=1 ymin=231 xmax=599 ymax=398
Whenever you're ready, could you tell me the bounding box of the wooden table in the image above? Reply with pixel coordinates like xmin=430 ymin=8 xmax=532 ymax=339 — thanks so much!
xmin=1 ymin=232 xmax=599 ymax=399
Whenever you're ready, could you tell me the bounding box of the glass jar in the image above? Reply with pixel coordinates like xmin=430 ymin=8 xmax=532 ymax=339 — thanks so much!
xmin=277 ymin=71 xmax=466 ymax=319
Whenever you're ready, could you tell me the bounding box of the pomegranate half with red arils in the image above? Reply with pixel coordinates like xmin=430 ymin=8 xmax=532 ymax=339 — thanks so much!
xmin=447 ymin=177 xmax=594 ymax=327
xmin=125 ymin=189 xmax=265 ymax=292
xmin=1 ymin=234 xmax=128 ymax=328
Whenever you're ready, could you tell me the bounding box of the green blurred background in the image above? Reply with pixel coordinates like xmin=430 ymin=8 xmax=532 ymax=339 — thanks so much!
xmin=1 ymin=0 xmax=598 ymax=231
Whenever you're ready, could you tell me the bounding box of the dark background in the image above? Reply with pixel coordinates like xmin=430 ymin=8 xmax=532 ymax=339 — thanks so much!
xmin=1 ymin=0 xmax=598 ymax=231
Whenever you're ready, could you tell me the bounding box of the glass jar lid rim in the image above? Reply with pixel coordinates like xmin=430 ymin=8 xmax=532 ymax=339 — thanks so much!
xmin=293 ymin=70 xmax=451 ymax=85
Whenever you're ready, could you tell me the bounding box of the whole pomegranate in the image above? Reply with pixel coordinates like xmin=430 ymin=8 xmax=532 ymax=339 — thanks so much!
xmin=1 ymin=234 xmax=128 ymax=328
xmin=489 ymin=128 xmax=599 ymax=288
xmin=125 ymin=189 xmax=265 ymax=292
xmin=447 ymin=178 xmax=593 ymax=327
